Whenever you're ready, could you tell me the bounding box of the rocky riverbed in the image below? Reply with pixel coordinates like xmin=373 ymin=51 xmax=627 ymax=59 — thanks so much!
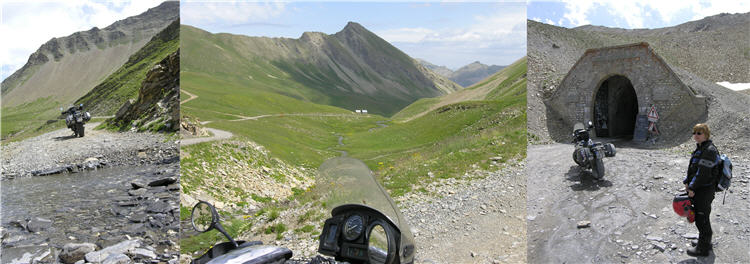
xmin=527 ymin=142 xmax=750 ymax=263
xmin=1 ymin=162 xmax=180 ymax=263
xmin=1 ymin=124 xmax=180 ymax=263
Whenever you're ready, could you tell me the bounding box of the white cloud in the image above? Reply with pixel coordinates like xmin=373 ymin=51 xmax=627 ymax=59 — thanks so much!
xmin=181 ymin=1 xmax=286 ymax=26
xmin=377 ymin=5 xmax=526 ymax=68
xmin=559 ymin=0 xmax=750 ymax=28
xmin=561 ymin=1 xmax=594 ymax=27
xmin=378 ymin=6 xmax=526 ymax=45
xmin=1 ymin=0 xmax=165 ymax=80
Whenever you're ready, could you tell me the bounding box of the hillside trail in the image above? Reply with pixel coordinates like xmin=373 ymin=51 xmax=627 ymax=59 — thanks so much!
xmin=527 ymin=143 xmax=750 ymax=263
xmin=180 ymin=89 xmax=198 ymax=105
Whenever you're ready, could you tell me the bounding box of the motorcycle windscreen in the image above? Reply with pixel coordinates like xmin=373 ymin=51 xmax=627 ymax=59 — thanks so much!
xmin=573 ymin=122 xmax=585 ymax=131
xmin=316 ymin=157 xmax=415 ymax=259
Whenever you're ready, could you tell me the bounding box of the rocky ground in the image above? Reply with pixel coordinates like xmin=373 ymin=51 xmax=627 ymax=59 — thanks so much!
xmin=1 ymin=123 xmax=179 ymax=263
xmin=527 ymin=142 xmax=750 ymax=263
xmin=1 ymin=122 xmax=178 ymax=179
xmin=398 ymin=160 xmax=527 ymax=264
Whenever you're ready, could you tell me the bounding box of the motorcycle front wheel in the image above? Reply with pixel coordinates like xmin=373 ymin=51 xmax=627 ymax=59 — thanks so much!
xmin=77 ymin=123 xmax=85 ymax=137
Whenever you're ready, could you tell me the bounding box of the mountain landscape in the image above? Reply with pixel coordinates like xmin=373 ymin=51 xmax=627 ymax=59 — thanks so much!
xmin=181 ymin=22 xmax=461 ymax=117
xmin=527 ymin=12 xmax=750 ymax=146
xmin=1 ymin=1 xmax=179 ymax=140
xmin=418 ymin=59 xmax=506 ymax=87
xmin=526 ymin=12 xmax=750 ymax=263
xmin=179 ymin=21 xmax=527 ymax=260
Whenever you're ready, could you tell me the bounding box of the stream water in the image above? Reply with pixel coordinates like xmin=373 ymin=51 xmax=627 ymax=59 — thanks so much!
xmin=1 ymin=162 xmax=180 ymax=261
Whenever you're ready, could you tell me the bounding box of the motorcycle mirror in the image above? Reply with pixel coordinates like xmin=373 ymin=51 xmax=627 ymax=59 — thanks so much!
xmin=368 ymin=224 xmax=390 ymax=264
xmin=191 ymin=201 xmax=239 ymax=248
xmin=191 ymin=201 xmax=217 ymax=233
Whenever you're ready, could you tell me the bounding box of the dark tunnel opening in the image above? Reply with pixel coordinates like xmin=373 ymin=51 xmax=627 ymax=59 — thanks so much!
xmin=593 ymin=75 xmax=638 ymax=138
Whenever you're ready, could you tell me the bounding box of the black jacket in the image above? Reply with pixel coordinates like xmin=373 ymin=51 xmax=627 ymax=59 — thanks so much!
xmin=683 ymin=140 xmax=720 ymax=191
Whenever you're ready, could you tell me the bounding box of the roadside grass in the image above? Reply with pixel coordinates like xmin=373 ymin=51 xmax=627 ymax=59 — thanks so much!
xmin=1 ymin=97 xmax=112 ymax=143
xmin=181 ymin=71 xmax=352 ymax=122
xmin=344 ymin=100 xmax=526 ymax=197
xmin=180 ymin=212 xmax=252 ymax=255
xmin=204 ymin=114 xmax=385 ymax=168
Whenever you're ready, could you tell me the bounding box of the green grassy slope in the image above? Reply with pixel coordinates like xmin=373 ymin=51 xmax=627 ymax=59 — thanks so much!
xmin=392 ymin=57 xmax=527 ymax=122
xmin=180 ymin=24 xmax=459 ymax=117
xmin=75 ymin=20 xmax=179 ymax=116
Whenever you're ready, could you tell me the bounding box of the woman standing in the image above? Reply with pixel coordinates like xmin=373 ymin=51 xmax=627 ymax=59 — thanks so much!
xmin=683 ymin=123 xmax=720 ymax=257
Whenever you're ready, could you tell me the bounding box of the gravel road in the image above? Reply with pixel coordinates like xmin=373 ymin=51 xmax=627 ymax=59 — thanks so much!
xmin=527 ymin=142 xmax=750 ymax=263
xmin=397 ymin=161 xmax=527 ymax=263
xmin=1 ymin=122 xmax=178 ymax=179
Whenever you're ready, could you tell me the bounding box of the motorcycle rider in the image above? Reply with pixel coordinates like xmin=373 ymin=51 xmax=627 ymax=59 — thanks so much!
xmin=683 ymin=123 xmax=719 ymax=257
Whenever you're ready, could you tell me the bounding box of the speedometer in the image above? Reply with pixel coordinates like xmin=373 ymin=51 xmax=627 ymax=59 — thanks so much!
xmin=343 ymin=214 xmax=364 ymax=241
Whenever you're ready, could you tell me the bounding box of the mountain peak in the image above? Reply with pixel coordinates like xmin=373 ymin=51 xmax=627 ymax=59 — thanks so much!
xmin=336 ymin=21 xmax=370 ymax=37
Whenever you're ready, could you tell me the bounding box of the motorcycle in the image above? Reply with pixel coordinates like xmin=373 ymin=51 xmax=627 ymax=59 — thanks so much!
xmin=61 ymin=104 xmax=91 ymax=137
xmin=571 ymin=121 xmax=616 ymax=179
xmin=189 ymin=157 xmax=415 ymax=264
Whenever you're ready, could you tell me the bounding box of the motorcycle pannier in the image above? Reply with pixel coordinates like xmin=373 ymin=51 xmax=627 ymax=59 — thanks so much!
xmin=603 ymin=143 xmax=616 ymax=157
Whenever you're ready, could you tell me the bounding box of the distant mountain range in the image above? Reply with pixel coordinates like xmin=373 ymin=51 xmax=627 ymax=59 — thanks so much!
xmin=181 ymin=22 xmax=462 ymax=117
xmin=417 ymin=59 xmax=506 ymax=88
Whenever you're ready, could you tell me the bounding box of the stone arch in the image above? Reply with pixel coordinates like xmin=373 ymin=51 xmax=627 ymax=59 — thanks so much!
xmin=591 ymin=75 xmax=638 ymax=138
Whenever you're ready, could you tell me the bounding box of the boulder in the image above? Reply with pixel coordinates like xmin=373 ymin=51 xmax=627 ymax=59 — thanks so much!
xmin=60 ymin=243 xmax=96 ymax=264
xmin=84 ymin=240 xmax=138 ymax=263
xmin=26 ymin=217 xmax=53 ymax=233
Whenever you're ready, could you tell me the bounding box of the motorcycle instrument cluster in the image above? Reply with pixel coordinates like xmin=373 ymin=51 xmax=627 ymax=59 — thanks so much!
xmin=319 ymin=205 xmax=400 ymax=264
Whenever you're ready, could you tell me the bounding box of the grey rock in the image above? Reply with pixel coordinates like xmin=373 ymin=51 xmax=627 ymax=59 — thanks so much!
xmin=27 ymin=217 xmax=53 ymax=233
xmin=652 ymin=241 xmax=667 ymax=252
xmin=101 ymin=253 xmax=130 ymax=264
xmin=577 ymin=220 xmax=591 ymax=228
xmin=147 ymin=177 xmax=176 ymax=187
xmin=131 ymin=248 xmax=157 ymax=259
xmin=682 ymin=233 xmax=699 ymax=239
xmin=131 ymin=181 xmax=147 ymax=189
xmin=128 ymin=188 xmax=147 ymax=196
xmin=146 ymin=201 xmax=172 ymax=213
xmin=60 ymin=243 xmax=97 ymax=264
xmin=84 ymin=240 xmax=139 ymax=263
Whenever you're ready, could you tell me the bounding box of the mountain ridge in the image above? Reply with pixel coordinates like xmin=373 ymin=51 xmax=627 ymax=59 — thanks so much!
xmin=1 ymin=1 xmax=179 ymax=106
xmin=181 ymin=22 xmax=461 ymax=117
xmin=417 ymin=59 xmax=506 ymax=87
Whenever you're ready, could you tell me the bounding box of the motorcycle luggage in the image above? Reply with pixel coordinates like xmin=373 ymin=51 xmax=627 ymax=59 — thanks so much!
xmin=604 ymin=143 xmax=616 ymax=157
xmin=573 ymin=146 xmax=592 ymax=166
xmin=84 ymin=112 xmax=91 ymax=122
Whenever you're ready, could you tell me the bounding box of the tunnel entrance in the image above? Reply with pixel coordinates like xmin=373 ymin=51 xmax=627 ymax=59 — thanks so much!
xmin=593 ymin=75 xmax=638 ymax=138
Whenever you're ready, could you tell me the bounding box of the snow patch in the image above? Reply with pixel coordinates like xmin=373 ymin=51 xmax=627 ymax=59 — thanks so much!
xmin=716 ymin=82 xmax=750 ymax=91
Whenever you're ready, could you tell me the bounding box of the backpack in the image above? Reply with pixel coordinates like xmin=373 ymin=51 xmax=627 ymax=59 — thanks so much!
xmin=715 ymin=154 xmax=732 ymax=192
xmin=715 ymin=153 xmax=733 ymax=204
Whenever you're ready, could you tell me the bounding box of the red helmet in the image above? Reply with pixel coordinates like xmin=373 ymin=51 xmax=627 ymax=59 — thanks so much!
xmin=673 ymin=193 xmax=695 ymax=223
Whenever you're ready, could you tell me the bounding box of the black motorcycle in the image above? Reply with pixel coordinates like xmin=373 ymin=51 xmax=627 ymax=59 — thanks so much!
xmin=61 ymin=104 xmax=91 ymax=137
xmin=189 ymin=157 xmax=415 ymax=264
xmin=572 ymin=122 xmax=616 ymax=179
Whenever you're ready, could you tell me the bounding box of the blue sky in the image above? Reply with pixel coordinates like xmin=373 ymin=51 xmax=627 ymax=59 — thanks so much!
xmin=528 ymin=0 xmax=750 ymax=29
xmin=181 ymin=2 xmax=527 ymax=70
xmin=1 ymin=0 xmax=165 ymax=81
